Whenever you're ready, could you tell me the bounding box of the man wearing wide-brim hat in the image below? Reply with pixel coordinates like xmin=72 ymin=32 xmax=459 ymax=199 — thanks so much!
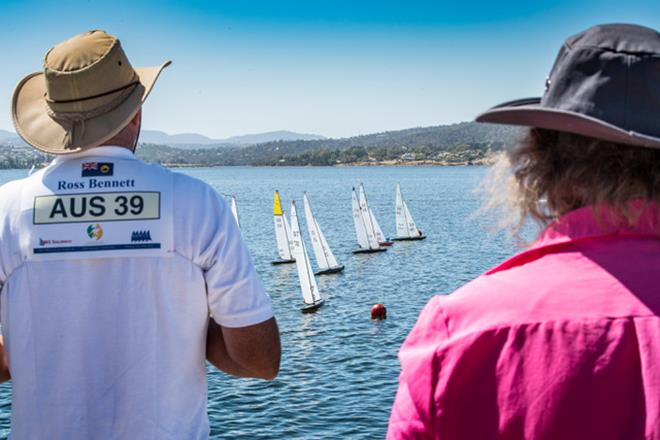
xmin=0 ymin=30 xmax=280 ymax=438
xmin=388 ymin=23 xmax=660 ymax=438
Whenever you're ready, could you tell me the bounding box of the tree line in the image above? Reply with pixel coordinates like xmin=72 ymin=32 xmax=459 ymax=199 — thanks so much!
xmin=0 ymin=122 xmax=523 ymax=169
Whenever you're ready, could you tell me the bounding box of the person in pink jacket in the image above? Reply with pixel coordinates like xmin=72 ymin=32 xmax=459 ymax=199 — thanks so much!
xmin=388 ymin=23 xmax=660 ymax=440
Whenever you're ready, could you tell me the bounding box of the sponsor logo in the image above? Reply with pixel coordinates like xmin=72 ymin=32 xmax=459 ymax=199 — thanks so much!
xmin=86 ymin=223 xmax=104 ymax=241
xmin=131 ymin=230 xmax=152 ymax=242
xmin=38 ymin=238 xmax=73 ymax=246
xmin=81 ymin=162 xmax=114 ymax=177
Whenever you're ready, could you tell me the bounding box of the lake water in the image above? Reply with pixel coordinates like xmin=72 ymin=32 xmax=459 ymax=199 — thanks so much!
xmin=0 ymin=166 xmax=530 ymax=439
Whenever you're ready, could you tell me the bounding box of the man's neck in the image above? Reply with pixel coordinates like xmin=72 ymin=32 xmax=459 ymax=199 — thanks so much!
xmin=98 ymin=143 xmax=135 ymax=153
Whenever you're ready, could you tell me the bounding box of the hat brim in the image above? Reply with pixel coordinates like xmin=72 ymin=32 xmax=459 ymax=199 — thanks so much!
xmin=12 ymin=61 xmax=171 ymax=155
xmin=476 ymin=97 xmax=660 ymax=150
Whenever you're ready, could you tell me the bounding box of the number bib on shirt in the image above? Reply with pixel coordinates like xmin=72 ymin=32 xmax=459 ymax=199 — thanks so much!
xmin=20 ymin=158 xmax=174 ymax=261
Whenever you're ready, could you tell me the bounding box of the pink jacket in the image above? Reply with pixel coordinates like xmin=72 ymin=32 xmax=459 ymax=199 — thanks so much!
xmin=388 ymin=204 xmax=660 ymax=439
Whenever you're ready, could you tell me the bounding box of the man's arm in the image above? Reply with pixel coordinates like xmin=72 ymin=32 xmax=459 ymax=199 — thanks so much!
xmin=0 ymin=335 xmax=10 ymax=383
xmin=207 ymin=317 xmax=280 ymax=380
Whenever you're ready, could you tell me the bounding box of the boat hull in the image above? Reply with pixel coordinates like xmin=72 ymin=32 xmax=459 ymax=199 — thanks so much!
xmin=301 ymin=299 xmax=325 ymax=313
xmin=392 ymin=235 xmax=427 ymax=241
xmin=352 ymin=247 xmax=387 ymax=254
xmin=379 ymin=241 xmax=394 ymax=247
xmin=314 ymin=265 xmax=345 ymax=276
xmin=271 ymin=258 xmax=296 ymax=265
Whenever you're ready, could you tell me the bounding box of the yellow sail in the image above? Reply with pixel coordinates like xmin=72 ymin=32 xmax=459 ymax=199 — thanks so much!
xmin=273 ymin=190 xmax=284 ymax=216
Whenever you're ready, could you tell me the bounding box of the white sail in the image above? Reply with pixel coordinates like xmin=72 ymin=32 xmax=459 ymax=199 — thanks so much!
xmin=395 ymin=183 xmax=420 ymax=238
xmin=303 ymin=193 xmax=340 ymax=270
xmin=230 ymin=196 xmax=241 ymax=229
xmin=369 ymin=208 xmax=387 ymax=243
xmin=273 ymin=191 xmax=294 ymax=260
xmin=290 ymin=201 xmax=322 ymax=305
xmin=352 ymin=188 xmax=371 ymax=249
xmin=395 ymin=183 xmax=408 ymax=237
xmin=358 ymin=184 xmax=381 ymax=249
xmin=403 ymin=200 xmax=419 ymax=236
xmin=284 ymin=214 xmax=295 ymax=253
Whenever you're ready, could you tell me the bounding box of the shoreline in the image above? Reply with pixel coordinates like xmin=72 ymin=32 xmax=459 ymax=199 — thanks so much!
xmin=160 ymin=159 xmax=489 ymax=168
xmin=2 ymin=159 xmax=490 ymax=171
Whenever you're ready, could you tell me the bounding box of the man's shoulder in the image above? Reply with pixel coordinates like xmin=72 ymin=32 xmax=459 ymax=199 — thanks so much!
xmin=432 ymin=247 xmax=638 ymax=340
xmin=169 ymin=169 xmax=224 ymax=206
xmin=126 ymin=161 xmax=219 ymax=203
xmin=0 ymin=176 xmax=28 ymax=195
xmin=0 ymin=175 xmax=31 ymax=207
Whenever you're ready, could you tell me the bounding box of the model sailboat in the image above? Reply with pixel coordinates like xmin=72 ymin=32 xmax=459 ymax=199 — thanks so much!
xmin=352 ymin=186 xmax=386 ymax=254
xmin=369 ymin=207 xmax=393 ymax=247
xmin=290 ymin=200 xmax=325 ymax=313
xmin=393 ymin=183 xmax=426 ymax=241
xmin=303 ymin=192 xmax=344 ymax=275
xmin=358 ymin=184 xmax=392 ymax=247
xmin=229 ymin=195 xmax=241 ymax=229
xmin=272 ymin=190 xmax=296 ymax=264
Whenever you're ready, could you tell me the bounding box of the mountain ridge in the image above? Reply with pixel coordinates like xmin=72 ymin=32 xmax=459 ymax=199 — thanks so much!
xmin=139 ymin=129 xmax=326 ymax=147
xmin=0 ymin=128 xmax=327 ymax=148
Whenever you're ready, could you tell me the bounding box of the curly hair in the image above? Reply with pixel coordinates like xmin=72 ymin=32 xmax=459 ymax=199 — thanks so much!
xmin=481 ymin=128 xmax=660 ymax=236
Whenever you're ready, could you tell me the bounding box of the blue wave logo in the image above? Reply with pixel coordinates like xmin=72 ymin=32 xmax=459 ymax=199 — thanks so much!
xmin=131 ymin=230 xmax=152 ymax=242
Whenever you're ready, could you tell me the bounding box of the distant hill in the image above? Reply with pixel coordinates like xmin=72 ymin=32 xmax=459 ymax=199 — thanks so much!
xmin=0 ymin=129 xmax=23 ymax=145
xmin=222 ymin=130 xmax=326 ymax=145
xmin=138 ymin=130 xmax=221 ymax=146
xmin=0 ymin=128 xmax=326 ymax=149
xmin=135 ymin=122 xmax=525 ymax=166
xmin=239 ymin=122 xmax=523 ymax=157
xmin=0 ymin=122 xmax=524 ymax=168
xmin=139 ymin=129 xmax=325 ymax=147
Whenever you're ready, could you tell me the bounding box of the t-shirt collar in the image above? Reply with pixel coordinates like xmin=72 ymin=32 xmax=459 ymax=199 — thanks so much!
xmin=51 ymin=146 xmax=136 ymax=164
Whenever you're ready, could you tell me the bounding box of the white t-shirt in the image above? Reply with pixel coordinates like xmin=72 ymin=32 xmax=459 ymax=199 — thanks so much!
xmin=0 ymin=146 xmax=273 ymax=439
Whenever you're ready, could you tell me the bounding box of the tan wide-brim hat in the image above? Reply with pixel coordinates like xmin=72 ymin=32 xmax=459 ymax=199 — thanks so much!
xmin=12 ymin=29 xmax=170 ymax=155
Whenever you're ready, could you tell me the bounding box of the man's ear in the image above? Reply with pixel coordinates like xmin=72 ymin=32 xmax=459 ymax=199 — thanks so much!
xmin=130 ymin=109 xmax=142 ymax=130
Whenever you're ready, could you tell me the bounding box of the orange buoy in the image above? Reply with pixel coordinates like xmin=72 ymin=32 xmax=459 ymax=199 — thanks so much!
xmin=371 ymin=303 xmax=387 ymax=320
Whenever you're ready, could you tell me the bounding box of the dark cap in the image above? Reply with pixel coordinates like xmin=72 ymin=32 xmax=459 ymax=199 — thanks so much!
xmin=476 ymin=23 xmax=660 ymax=149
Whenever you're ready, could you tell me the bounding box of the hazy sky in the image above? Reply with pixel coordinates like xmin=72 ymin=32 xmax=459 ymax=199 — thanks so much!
xmin=1 ymin=0 xmax=658 ymax=139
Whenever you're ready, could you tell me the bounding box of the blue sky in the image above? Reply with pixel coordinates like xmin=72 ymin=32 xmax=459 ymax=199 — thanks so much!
xmin=0 ymin=0 xmax=658 ymax=139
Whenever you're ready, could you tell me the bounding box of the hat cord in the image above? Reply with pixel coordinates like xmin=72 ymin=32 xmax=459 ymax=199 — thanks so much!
xmin=43 ymin=83 xmax=139 ymax=148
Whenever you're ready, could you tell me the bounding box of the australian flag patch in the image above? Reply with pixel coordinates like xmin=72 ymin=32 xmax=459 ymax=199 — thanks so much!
xmin=81 ymin=162 xmax=114 ymax=177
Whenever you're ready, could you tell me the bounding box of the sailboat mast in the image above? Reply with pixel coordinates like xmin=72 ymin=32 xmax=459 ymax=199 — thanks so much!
xmin=360 ymin=184 xmax=379 ymax=248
